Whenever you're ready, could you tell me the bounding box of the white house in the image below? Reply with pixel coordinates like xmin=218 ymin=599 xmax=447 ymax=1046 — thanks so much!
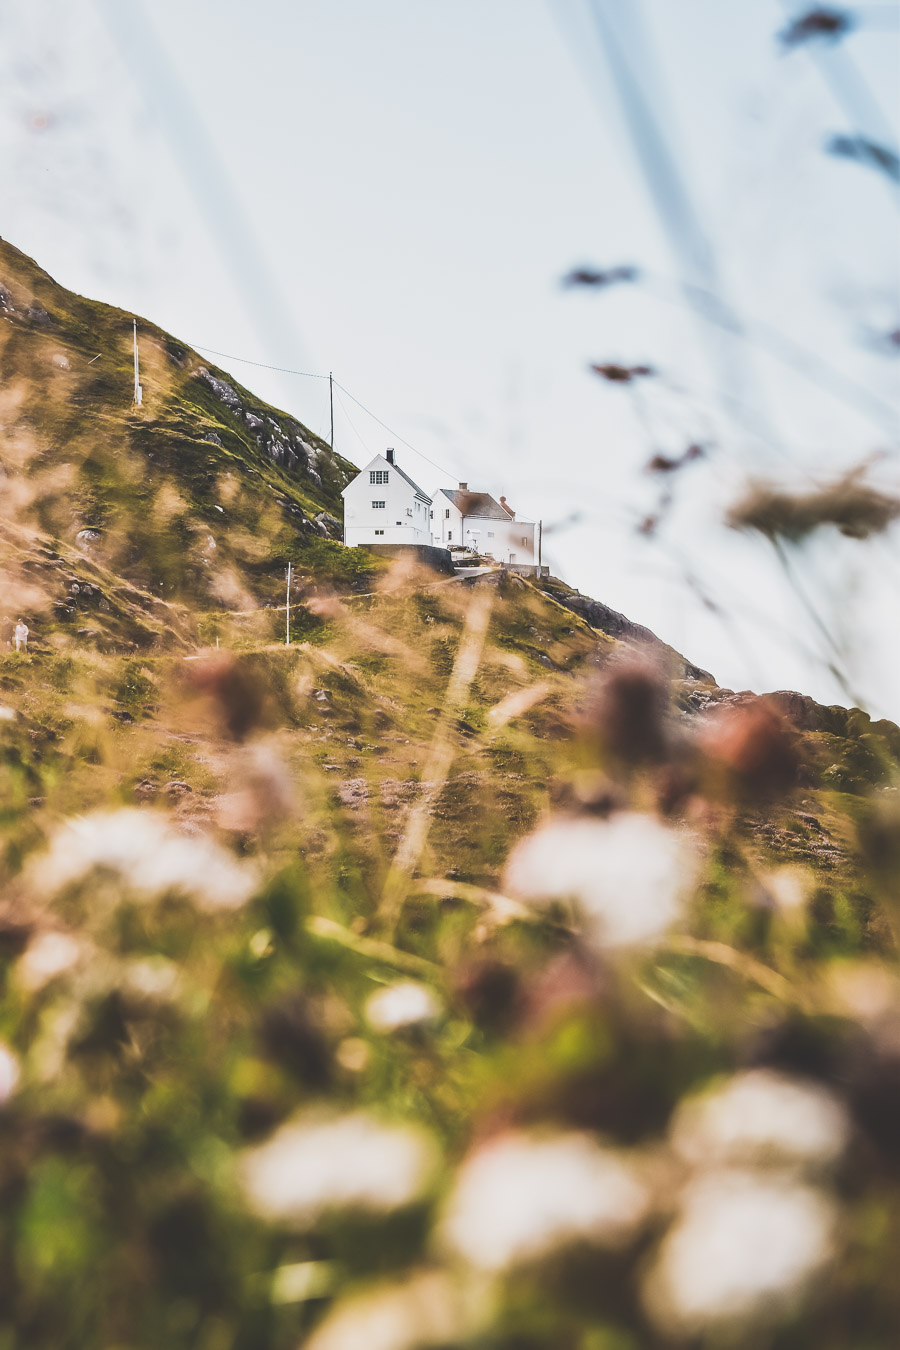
xmin=432 ymin=483 xmax=537 ymax=564
xmin=341 ymin=448 xmax=433 ymax=547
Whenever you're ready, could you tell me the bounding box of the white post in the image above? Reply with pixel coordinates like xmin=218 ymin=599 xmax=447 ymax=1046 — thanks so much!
xmin=133 ymin=320 xmax=143 ymax=406
xmin=285 ymin=560 xmax=292 ymax=645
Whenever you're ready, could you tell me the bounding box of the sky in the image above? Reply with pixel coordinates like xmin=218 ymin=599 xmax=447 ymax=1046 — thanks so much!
xmin=1 ymin=0 xmax=898 ymax=713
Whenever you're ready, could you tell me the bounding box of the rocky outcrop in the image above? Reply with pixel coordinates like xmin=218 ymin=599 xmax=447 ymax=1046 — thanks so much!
xmin=314 ymin=512 xmax=342 ymax=539
xmin=195 ymin=366 xmax=335 ymax=488
xmin=545 ymin=583 xmax=713 ymax=682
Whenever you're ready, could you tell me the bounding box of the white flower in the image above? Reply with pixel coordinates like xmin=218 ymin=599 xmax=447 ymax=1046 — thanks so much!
xmin=28 ymin=809 xmax=258 ymax=910
xmin=503 ymin=812 xmax=697 ymax=950
xmin=643 ymin=1169 xmax=837 ymax=1333
xmin=670 ymin=1069 xmax=849 ymax=1170
xmin=438 ymin=1130 xmax=650 ymax=1272
xmin=0 ymin=1043 xmax=20 ymax=1103
xmin=365 ymin=980 xmax=442 ymax=1033
xmin=238 ymin=1110 xmax=438 ymax=1227
xmin=303 ymin=1270 xmax=466 ymax=1350
xmin=17 ymin=931 xmax=86 ymax=992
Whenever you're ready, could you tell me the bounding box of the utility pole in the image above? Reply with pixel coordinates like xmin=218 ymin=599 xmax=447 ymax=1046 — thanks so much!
xmin=538 ymin=519 xmax=542 ymax=569
xmin=132 ymin=319 xmax=143 ymax=406
xmin=329 ymin=371 xmax=334 ymax=449
xmin=285 ymin=560 xmax=292 ymax=646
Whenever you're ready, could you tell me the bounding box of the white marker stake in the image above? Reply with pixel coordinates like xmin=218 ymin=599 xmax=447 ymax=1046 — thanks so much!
xmin=133 ymin=319 xmax=143 ymax=406
xmin=286 ymin=560 xmax=292 ymax=645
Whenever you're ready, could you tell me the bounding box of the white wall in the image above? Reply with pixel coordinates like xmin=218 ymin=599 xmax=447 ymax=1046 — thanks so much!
xmin=343 ymin=456 xmax=432 ymax=546
xmin=431 ymin=490 xmax=536 ymax=562
xmin=431 ymin=495 xmax=463 ymax=548
xmin=465 ymin=516 xmax=535 ymax=564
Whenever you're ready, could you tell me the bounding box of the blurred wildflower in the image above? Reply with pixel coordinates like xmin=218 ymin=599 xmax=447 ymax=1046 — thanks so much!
xmin=779 ymin=7 xmax=854 ymax=47
xmin=365 ymin=980 xmax=443 ymax=1033
xmin=727 ymin=474 xmax=900 ymax=542
xmin=643 ymin=1169 xmax=838 ymax=1333
xmin=215 ymin=741 xmax=294 ymax=834
xmin=698 ymin=698 xmax=800 ymax=800
xmin=453 ymin=958 xmax=520 ymax=1035
xmin=16 ymin=929 xmax=86 ymax=992
xmin=756 ymin=865 xmax=810 ymax=914
xmin=581 ymin=657 xmax=671 ymax=765
xmin=0 ymin=1043 xmax=20 ymax=1103
xmin=303 ymin=1270 xmax=468 ymax=1350
xmin=646 ymin=444 xmax=705 ymax=474
xmin=29 ymin=809 xmax=259 ymax=910
xmin=561 ymin=264 xmax=638 ymax=288
xmin=238 ymin=1110 xmax=439 ymax=1226
xmin=335 ymin=1036 xmax=371 ymax=1074
xmin=828 ymin=134 xmax=900 ymax=183
xmin=504 ymin=812 xmax=698 ymax=950
xmin=258 ymin=993 xmax=333 ymax=1089
xmin=182 ymin=649 xmax=268 ymax=741
xmin=119 ymin=956 xmax=182 ymax=1007
xmin=670 ymin=1069 xmax=849 ymax=1170
xmin=590 ymin=363 xmax=654 ymax=383
xmin=439 ymin=1130 xmax=650 ymax=1272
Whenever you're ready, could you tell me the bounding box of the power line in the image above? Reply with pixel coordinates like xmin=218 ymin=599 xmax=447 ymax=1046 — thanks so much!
xmin=185 ymin=342 xmax=457 ymax=478
xmin=333 ymin=386 xmax=372 ymax=458
xmin=189 ymin=343 xmax=329 ymax=379
xmin=332 ymin=381 xmax=456 ymax=478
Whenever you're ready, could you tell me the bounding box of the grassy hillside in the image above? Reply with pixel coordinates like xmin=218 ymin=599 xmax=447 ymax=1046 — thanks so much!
xmin=0 ymin=236 xmax=377 ymax=649
xmin=2 ymin=244 xmax=900 ymax=1350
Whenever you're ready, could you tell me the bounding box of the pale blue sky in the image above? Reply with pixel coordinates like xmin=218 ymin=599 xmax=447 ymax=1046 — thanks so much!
xmin=1 ymin=1 xmax=898 ymax=711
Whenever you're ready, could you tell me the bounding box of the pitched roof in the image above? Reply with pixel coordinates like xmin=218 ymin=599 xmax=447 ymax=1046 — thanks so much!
xmin=343 ymin=456 xmax=431 ymax=503
xmin=438 ymin=488 xmax=510 ymax=521
xmin=393 ymin=463 xmax=431 ymax=503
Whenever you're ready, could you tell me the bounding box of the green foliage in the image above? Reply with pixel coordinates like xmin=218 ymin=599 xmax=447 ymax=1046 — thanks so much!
xmin=2 ymin=239 xmax=900 ymax=1349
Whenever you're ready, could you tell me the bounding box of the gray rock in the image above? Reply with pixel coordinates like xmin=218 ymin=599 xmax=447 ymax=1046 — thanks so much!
xmin=314 ymin=511 xmax=342 ymax=540
xmin=196 ymin=367 xmax=242 ymax=412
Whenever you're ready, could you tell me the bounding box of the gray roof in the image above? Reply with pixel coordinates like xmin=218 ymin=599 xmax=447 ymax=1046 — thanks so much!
xmin=438 ymin=488 xmax=512 ymax=521
xmin=393 ymin=463 xmax=431 ymax=503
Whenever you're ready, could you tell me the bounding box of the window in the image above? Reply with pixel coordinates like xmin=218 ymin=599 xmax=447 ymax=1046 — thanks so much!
xmin=448 ymin=531 xmax=452 ymax=541
xmin=522 ymin=536 xmax=528 ymax=546
xmin=445 ymin=509 xmax=450 ymax=519
xmin=372 ymin=500 xmax=386 ymax=509
xmin=430 ymin=510 xmax=433 ymax=519
xmin=369 ymin=470 xmax=389 ymax=484
xmin=396 ymin=521 xmax=402 ymax=526
xmin=374 ymin=528 xmax=384 ymax=535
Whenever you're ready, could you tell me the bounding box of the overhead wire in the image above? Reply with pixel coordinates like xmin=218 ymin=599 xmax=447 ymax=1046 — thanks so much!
xmin=333 ymin=386 xmax=372 ymax=459
xmin=183 ymin=341 xmax=457 ymax=479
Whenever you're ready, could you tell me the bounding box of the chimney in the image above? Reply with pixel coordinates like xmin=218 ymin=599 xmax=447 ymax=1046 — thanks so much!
xmin=386 ymin=448 xmax=395 ymax=465
xmin=458 ymin=481 xmax=468 ymax=491
xmin=500 ymin=495 xmax=515 ymax=518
